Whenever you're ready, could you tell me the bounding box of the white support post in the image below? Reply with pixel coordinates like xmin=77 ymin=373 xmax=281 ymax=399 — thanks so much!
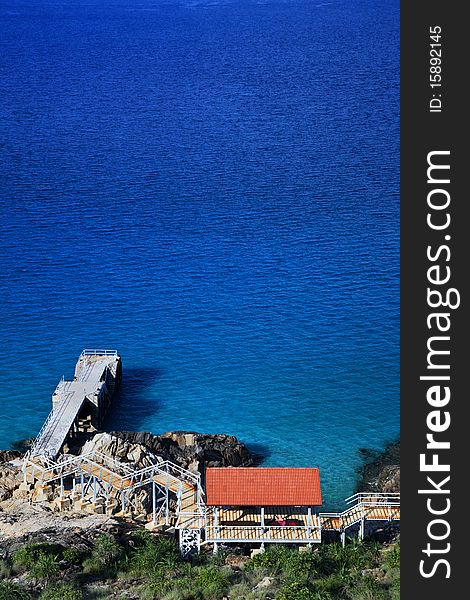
xmin=341 ymin=531 xmax=346 ymax=547
xmin=81 ymin=473 xmax=84 ymax=501
xmin=178 ymin=481 xmax=182 ymax=512
xmin=214 ymin=507 xmax=219 ymax=536
xmin=359 ymin=518 xmax=365 ymax=541
xmin=72 ymin=477 xmax=76 ymax=501
xmin=60 ymin=477 xmax=64 ymax=499
xmin=261 ymin=507 xmax=265 ymax=533
xmin=307 ymin=507 xmax=312 ymax=536
xmin=165 ymin=485 xmax=169 ymax=526
xmin=152 ymin=480 xmax=156 ymax=525
xmin=93 ymin=476 xmax=97 ymax=504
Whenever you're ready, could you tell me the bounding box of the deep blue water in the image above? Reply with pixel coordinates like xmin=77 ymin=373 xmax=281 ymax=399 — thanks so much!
xmin=0 ymin=0 xmax=399 ymax=509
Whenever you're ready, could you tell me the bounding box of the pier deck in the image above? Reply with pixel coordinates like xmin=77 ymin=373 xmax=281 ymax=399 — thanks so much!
xmin=30 ymin=350 xmax=121 ymax=460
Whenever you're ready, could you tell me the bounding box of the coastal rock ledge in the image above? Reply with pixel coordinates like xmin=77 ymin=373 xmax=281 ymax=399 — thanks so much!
xmin=70 ymin=430 xmax=254 ymax=474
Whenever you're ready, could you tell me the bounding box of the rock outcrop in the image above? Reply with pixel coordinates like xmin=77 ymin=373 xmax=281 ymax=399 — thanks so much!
xmin=356 ymin=439 xmax=400 ymax=494
xmin=0 ymin=454 xmax=22 ymax=502
xmin=68 ymin=430 xmax=254 ymax=475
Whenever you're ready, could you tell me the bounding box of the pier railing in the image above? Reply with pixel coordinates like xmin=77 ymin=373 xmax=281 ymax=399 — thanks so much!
xmin=28 ymin=405 xmax=60 ymax=458
xmin=80 ymin=349 xmax=119 ymax=357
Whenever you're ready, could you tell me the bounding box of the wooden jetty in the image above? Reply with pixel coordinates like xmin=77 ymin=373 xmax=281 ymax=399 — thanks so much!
xmin=29 ymin=350 xmax=121 ymax=460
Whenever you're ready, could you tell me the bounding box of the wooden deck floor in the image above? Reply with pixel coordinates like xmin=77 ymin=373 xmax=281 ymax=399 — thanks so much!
xmin=320 ymin=505 xmax=400 ymax=531
xmin=80 ymin=463 xmax=132 ymax=489
xmin=204 ymin=507 xmax=321 ymax=543
xmin=152 ymin=473 xmax=194 ymax=494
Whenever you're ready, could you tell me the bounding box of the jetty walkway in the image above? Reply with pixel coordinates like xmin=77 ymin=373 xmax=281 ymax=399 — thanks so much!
xmin=29 ymin=350 xmax=121 ymax=460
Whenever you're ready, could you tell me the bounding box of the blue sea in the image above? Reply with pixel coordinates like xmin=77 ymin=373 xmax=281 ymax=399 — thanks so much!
xmin=0 ymin=0 xmax=399 ymax=510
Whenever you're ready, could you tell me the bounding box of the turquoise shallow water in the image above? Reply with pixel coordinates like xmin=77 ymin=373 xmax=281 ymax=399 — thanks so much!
xmin=0 ymin=0 xmax=399 ymax=510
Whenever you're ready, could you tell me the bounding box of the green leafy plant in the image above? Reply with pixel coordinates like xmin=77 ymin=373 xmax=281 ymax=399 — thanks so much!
xmin=195 ymin=565 xmax=231 ymax=599
xmin=29 ymin=552 xmax=60 ymax=583
xmin=13 ymin=544 xmax=60 ymax=570
xmin=0 ymin=580 xmax=31 ymax=600
xmin=276 ymin=581 xmax=317 ymax=600
xmin=384 ymin=541 xmax=400 ymax=570
xmin=62 ymin=548 xmax=86 ymax=566
xmin=131 ymin=535 xmax=182 ymax=579
xmin=91 ymin=534 xmax=123 ymax=569
xmin=39 ymin=583 xmax=83 ymax=600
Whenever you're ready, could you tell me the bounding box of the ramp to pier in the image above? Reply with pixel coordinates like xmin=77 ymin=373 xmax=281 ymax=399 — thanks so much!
xmin=30 ymin=350 xmax=121 ymax=460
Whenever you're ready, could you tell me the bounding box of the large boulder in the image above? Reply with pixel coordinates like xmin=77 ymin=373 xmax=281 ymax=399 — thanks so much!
xmin=69 ymin=430 xmax=254 ymax=475
xmin=0 ymin=452 xmax=22 ymax=502
xmin=112 ymin=430 xmax=254 ymax=473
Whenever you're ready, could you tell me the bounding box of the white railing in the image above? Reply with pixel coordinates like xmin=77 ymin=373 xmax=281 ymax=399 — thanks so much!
xmin=29 ymin=406 xmax=59 ymax=457
xmin=320 ymin=492 xmax=400 ymax=530
xmin=80 ymin=349 xmax=119 ymax=357
xmin=205 ymin=524 xmax=322 ymax=542
xmin=23 ymin=450 xmax=203 ymax=505
xmin=344 ymin=492 xmax=400 ymax=505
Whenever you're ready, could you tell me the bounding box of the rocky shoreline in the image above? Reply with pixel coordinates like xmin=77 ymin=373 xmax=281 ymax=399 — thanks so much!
xmin=0 ymin=430 xmax=254 ymax=548
xmin=355 ymin=438 xmax=400 ymax=494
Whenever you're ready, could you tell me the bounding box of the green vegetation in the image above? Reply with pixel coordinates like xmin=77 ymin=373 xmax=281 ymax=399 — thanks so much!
xmin=0 ymin=580 xmax=32 ymax=600
xmin=0 ymin=533 xmax=399 ymax=599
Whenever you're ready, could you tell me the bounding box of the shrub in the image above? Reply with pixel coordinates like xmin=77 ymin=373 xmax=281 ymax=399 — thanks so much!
xmin=28 ymin=552 xmax=60 ymax=583
xmin=39 ymin=583 xmax=83 ymax=600
xmin=346 ymin=577 xmax=388 ymax=600
xmin=0 ymin=560 xmax=12 ymax=580
xmin=276 ymin=581 xmax=317 ymax=600
xmin=92 ymin=534 xmax=123 ymax=569
xmin=245 ymin=546 xmax=292 ymax=575
xmin=384 ymin=541 xmax=400 ymax=571
xmin=131 ymin=535 xmax=182 ymax=579
xmin=0 ymin=581 xmax=31 ymax=600
xmin=283 ymin=551 xmax=317 ymax=581
xmin=195 ymin=565 xmax=231 ymax=599
xmin=62 ymin=548 xmax=86 ymax=566
xmin=83 ymin=533 xmax=126 ymax=576
xmin=12 ymin=544 xmax=60 ymax=570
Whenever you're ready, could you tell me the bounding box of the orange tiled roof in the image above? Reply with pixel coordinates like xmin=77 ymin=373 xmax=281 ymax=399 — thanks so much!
xmin=205 ymin=467 xmax=322 ymax=507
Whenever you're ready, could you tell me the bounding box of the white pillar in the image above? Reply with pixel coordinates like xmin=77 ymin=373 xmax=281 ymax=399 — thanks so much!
xmin=152 ymin=480 xmax=156 ymax=525
xmin=359 ymin=518 xmax=365 ymax=541
xmin=214 ymin=507 xmax=219 ymax=537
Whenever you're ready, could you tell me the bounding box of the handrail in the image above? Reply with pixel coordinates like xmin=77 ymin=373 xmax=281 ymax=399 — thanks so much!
xmin=29 ymin=407 xmax=57 ymax=456
xmin=345 ymin=492 xmax=400 ymax=504
xmin=80 ymin=349 xmax=119 ymax=357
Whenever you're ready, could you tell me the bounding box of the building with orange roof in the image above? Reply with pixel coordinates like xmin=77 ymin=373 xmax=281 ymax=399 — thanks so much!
xmin=196 ymin=467 xmax=323 ymax=551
